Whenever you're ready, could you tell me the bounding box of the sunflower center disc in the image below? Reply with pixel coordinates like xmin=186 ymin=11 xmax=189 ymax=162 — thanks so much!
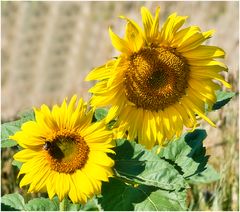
xmin=124 ymin=47 xmax=190 ymax=111
xmin=45 ymin=134 xmax=89 ymax=173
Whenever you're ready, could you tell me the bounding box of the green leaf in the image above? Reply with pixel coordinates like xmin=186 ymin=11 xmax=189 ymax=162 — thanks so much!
xmin=80 ymin=198 xmax=101 ymax=211
xmin=19 ymin=110 xmax=35 ymax=120
xmin=63 ymin=198 xmax=82 ymax=211
xmin=1 ymin=193 xmax=100 ymax=211
xmin=114 ymin=139 xmax=188 ymax=191
xmin=93 ymin=108 xmax=108 ymax=122
xmin=64 ymin=197 xmax=100 ymax=211
xmin=187 ymin=164 xmax=220 ymax=184
xmin=12 ymin=160 xmax=22 ymax=169
xmin=39 ymin=196 xmax=100 ymax=211
xmin=1 ymin=110 xmax=35 ymax=148
xmin=157 ymin=129 xmax=208 ymax=179
xmin=212 ymin=90 xmax=235 ymax=110
xmin=1 ymin=203 xmax=19 ymax=211
xmin=100 ymin=178 xmax=187 ymax=211
xmin=25 ymin=197 xmax=59 ymax=211
xmin=1 ymin=193 xmax=26 ymax=211
xmin=1 ymin=124 xmax=19 ymax=148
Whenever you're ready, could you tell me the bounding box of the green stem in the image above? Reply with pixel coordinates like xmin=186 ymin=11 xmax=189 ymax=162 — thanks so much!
xmin=59 ymin=197 xmax=67 ymax=211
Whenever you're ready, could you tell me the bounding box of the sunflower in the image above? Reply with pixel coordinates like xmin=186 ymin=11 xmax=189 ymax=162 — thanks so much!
xmin=10 ymin=95 xmax=115 ymax=204
xmin=85 ymin=6 xmax=231 ymax=149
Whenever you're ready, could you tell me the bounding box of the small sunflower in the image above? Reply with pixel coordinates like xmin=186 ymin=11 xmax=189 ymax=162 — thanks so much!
xmin=10 ymin=95 xmax=115 ymax=204
xmin=85 ymin=7 xmax=231 ymax=149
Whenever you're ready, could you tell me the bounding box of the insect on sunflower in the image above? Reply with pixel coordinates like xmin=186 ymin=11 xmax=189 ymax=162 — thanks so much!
xmin=85 ymin=7 xmax=231 ymax=149
xmin=10 ymin=95 xmax=115 ymax=203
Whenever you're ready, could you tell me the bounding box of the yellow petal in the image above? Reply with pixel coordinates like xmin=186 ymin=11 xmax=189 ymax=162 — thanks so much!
xmin=160 ymin=12 xmax=177 ymax=42
xmin=148 ymin=111 xmax=157 ymax=144
xmin=68 ymin=175 xmax=79 ymax=203
xmin=174 ymin=104 xmax=195 ymax=129
xmin=159 ymin=13 xmax=188 ymax=44
xmin=150 ymin=7 xmax=160 ymax=39
xmin=75 ymin=170 xmax=95 ymax=195
xmin=168 ymin=106 xmax=183 ymax=137
xmin=120 ymin=16 xmax=144 ymax=52
xmin=17 ymin=154 xmax=45 ymax=176
xmin=127 ymin=108 xmax=140 ymax=140
xmin=188 ymin=78 xmax=220 ymax=92
xmin=54 ymin=173 xmax=69 ymax=202
xmin=155 ymin=113 xmax=165 ymax=145
xmin=106 ymin=103 xmax=123 ymax=123
xmin=69 ymin=174 xmax=87 ymax=204
xmin=179 ymin=100 xmax=197 ymax=129
xmin=84 ymin=129 xmax=112 ymax=143
xmin=172 ymin=26 xmax=201 ymax=47
xmin=189 ymin=59 xmax=228 ymax=71
xmin=85 ymin=60 xmax=115 ymax=81
xmin=161 ymin=110 xmax=173 ymax=140
xmin=10 ymin=131 xmax=43 ymax=149
xmin=171 ymin=15 xmax=188 ymax=35
xmin=141 ymin=6 xmax=154 ymax=38
xmin=178 ymin=29 xmax=215 ymax=52
xmin=109 ymin=27 xmax=131 ymax=54
xmin=88 ymin=142 xmax=115 ymax=153
xmin=140 ymin=111 xmax=153 ymax=149
xmin=183 ymin=45 xmax=225 ymax=59
xmin=28 ymin=166 xmax=50 ymax=192
xmin=89 ymin=81 xmax=108 ymax=94
xmin=46 ymin=173 xmax=56 ymax=200
xmin=19 ymin=156 xmax=46 ymax=187
xmin=183 ymin=96 xmax=216 ymax=127
xmin=188 ymin=83 xmax=216 ymax=105
xmin=84 ymin=162 xmax=112 ymax=181
xmin=190 ymin=70 xmax=231 ymax=88
xmin=88 ymin=150 xmax=114 ymax=167
xmin=13 ymin=149 xmax=39 ymax=162
xmin=82 ymin=169 xmax=102 ymax=195
xmin=190 ymin=64 xmax=228 ymax=73
xmin=67 ymin=95 xmax=77 ymax=116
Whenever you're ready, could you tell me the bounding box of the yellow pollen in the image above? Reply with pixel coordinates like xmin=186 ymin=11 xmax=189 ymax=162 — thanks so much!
xmin=124 ymin=46 xmax=190 ymax=111
xmin=44 ymin=131 xmax=89 ymax=174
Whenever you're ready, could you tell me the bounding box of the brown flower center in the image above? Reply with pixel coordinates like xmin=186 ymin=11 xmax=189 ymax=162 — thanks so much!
xmin=124 ymin=46 xmax=190 ymax=111
xmin=44 ymin=132 xmax=89 ymax=174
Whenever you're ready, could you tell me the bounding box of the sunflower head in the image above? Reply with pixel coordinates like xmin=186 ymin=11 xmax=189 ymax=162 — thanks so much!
xmin=10 ymin=95 xmax=115 ymax=203
xmin=86 ymin=6 xmax=231 ymax=149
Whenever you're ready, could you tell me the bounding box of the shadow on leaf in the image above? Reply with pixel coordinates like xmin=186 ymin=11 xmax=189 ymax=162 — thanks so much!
xmin=184 ymin=129 xmax=209 ymax=178
xmin=113 ymin=140 xmax=146 ymax=181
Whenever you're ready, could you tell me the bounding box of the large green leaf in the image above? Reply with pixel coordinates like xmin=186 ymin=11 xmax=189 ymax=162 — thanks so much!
xmin=157 ymin=129 xmax=208 ymax=180
xmin=1 ymin=110 xmax=35 ymax=148
xmin=1 ymin=193 xmax=100 ymax=211
xmin=25 ymin=197 xmax=59 ymax=211
xmin=1 ymin=193 xmax=26 ymax=211
xmin=100 ymin=178 xmax=187 ymax=211
xmin=114 ymin=139 xmax=188 ymax=191
xmin=212 ymin=90 xmax=235 ymax=110
xmin=187 ymin=164 xmax=220 ymax=184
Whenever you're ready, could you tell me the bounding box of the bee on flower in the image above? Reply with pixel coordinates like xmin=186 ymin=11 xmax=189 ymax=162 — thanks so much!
xmin=10 ymin=95 xmax=115 ymax=203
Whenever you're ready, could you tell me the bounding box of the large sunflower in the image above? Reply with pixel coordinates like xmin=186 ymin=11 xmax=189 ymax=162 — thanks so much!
xmin=85 ymin=7 xmax=231 ymax=149
xmin=10 ymin=95 xmax=114 ymax=203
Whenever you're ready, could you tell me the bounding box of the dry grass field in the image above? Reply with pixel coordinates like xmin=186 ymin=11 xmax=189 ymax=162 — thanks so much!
xmin=1 ymin=1 xmax=239 ymax=211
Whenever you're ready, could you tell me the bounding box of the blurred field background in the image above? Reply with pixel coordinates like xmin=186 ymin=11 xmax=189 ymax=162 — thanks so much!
xmin=1 ymin=1 xmax=239 ymax=211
